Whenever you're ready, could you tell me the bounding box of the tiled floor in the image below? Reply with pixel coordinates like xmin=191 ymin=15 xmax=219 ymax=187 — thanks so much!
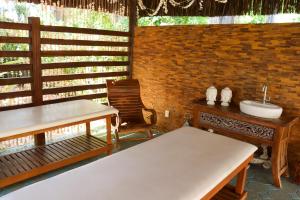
xmin=0 ymin=132 xmax=299 ymax=199
xmin=246 ymin=165 xmax=300 ymax=200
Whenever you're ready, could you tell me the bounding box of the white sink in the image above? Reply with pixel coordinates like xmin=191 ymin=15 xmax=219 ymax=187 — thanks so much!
xmin=240 ymin=100 xmax=283 ymax=119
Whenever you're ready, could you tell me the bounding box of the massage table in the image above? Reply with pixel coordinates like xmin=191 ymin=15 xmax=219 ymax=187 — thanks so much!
xmin=0 ymin=100 xmax=118 ymax=188
xmin=1 ymin=127 xmax=257 ymax=200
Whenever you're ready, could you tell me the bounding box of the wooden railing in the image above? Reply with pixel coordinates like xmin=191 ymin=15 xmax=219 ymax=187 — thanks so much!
xmin=0 ymin=17 xmax=130 ymax=111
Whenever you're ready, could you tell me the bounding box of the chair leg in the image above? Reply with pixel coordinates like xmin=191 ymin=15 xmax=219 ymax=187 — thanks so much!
xmin=147 ymin=129 xmax=153 ymax=139
xmin=115 ymin=131 xmax=120 ymax=143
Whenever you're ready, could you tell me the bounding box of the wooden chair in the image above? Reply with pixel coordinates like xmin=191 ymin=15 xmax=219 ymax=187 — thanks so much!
xmin=106 ymin=79 xmax=157 ymax=142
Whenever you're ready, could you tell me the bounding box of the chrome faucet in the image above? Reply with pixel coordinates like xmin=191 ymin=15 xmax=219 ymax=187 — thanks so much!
xmin=262 ymin=84 xmax=270 ymax=104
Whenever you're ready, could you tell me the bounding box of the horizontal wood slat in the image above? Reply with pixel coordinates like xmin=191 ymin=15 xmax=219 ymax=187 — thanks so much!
xmin=41 ymin=51 xmax=128 ymax=57
xmin=0 ymin=37 xmax=31 ymax=44
xmin=109 ymin=102 xmax=142 ymax=107
xmin=41 ymin=38 xmax=130 ymax=47
xmin=41 ymin=25 xmax=130 ymax=37
xmin=43 ymin=93 xmax=107 ymax=104
xmin=0 ymin=22 xmax=31 ymax=30
xmin=0 ymin=51 xmax=31 ymax=57
xmin=0 ymin=64 xmax=32 ymax=72
xmin=0 ymin=91 xmax=32 ymax=99
xmin=109 ymin=92 xmax=140 ymax=97
xmin=0 ymin=77 xmax=32 ymax=85
xmin=41 ymin=61 xmax=129 ymax=69
xmin=0 ymin=103 xmax=34 ymax=111
xmin=42 ymin=71 xmax=129 ymax=82
xmin=43 ymin=84 xmax=106 ymax=94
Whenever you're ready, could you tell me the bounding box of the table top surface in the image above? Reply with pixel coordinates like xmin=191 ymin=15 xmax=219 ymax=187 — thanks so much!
xmin=1 ymin=127 xmax=257 ymax=200
xmin=0 ymin=100 xmax=118 ymax=139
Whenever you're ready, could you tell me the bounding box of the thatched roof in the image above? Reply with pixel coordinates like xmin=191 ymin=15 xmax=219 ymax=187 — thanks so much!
xmin=18 ymin=0 xmax=130 ymax=16
xmin=19 ymin=0 xmax=300 ymax=17
xmin=138 ymin=0 xmax=300 ymax=17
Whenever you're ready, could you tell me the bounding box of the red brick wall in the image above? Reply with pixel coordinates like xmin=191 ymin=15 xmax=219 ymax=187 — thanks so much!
xmin=132 ymin=24 xmax=300 ymax=170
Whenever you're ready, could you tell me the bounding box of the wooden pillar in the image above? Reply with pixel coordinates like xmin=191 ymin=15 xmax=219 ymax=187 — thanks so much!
xmin=128 ymin=0 xmax=137 ymax=79
xmin=29 ymin=17 xmax=42 ymax=105
xmin=29 ymin=17 xmax=45 ymax=146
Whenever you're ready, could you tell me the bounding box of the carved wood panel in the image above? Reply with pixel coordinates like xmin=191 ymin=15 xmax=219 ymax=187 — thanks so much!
xmin=200 ymin=112 xmax=275 ymax=140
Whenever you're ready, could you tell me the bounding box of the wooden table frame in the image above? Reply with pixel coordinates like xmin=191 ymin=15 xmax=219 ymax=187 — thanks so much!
xmin=192 ymin=101 xmax=298 ymax=188
xmin=204 ymin=155 xmax=253 ymax=200
xmin=0 ymin=114 xmax=113 ymax=188
xmin=0 ymin=115 xmax=112 ymax=145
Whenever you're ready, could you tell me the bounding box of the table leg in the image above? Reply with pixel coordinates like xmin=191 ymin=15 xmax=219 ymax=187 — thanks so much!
xmin=86 ymin=122 xmax=91 ymax=135
xmin=272 ymin=168 xmax=282 ymax=188
xmin=34 ymin=133 xmax=45 ymax=146
xmin=271 ymin=141 xmax=282 ymax=188
xmin=106 ymin=115 xmax=112 ymax=155
xmin=235 ymin=165 xmax=248 ymax=195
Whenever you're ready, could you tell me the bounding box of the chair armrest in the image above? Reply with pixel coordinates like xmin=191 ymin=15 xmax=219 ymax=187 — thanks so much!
xmin=143 ymin=108 xmax=157 ymax=125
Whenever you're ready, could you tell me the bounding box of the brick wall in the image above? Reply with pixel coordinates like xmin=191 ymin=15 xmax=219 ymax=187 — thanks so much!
xmin=132 ymin=23 xmax=300 ymax=173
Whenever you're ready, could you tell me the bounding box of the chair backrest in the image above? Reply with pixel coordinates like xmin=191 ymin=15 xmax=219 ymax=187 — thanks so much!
xmin=106 ymin=79 xmax=145 ymax=124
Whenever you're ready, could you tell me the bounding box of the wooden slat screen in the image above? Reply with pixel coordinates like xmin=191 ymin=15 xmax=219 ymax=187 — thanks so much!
xmin=0 ymin=22 xmax=33 ymax=110
xmin=0 ymin=17 xmax=131 ymax=111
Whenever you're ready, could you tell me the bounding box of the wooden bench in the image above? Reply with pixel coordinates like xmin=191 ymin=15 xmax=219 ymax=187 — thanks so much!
xmin=0 ymin=100 xmax=118 ymax=188
xmin=1 ymin=127 xmax=257 ymax=200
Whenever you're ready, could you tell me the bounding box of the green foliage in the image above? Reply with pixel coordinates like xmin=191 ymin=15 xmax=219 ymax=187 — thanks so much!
xmin=138 ymin=14 xmax=300 ymax=26
xmin=138 ymin=16 xmax=208 ymax=26
xmin=1 ymin=43 xmax=17 ymax=63
xmin=234 ymin=15 xmax=267 ymax=24
xmin=15 ymin=4 xmax=29 ymax=22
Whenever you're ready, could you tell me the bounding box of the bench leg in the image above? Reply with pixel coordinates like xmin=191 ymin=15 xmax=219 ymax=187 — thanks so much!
xmin=235 ymin=165 xmax=248 ymax=195
xmin=86 ymin=122 xmax=91 ymax=135
xmin=34 ymin=133 xmax=45 ymax=146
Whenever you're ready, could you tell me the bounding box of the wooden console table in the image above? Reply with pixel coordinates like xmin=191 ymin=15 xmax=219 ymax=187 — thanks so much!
xmin=192 ymin=100 xmax=298 ymax=188
xmin=0 ymin=100 xmax=118 ymax=188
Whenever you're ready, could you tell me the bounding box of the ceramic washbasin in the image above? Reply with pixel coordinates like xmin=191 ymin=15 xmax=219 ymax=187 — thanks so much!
xmin=240 ymin=100 xmax=283 ymax=119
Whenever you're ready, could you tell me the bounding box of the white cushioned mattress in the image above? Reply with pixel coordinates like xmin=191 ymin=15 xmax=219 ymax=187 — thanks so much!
xmin=1 ymin=127 xmax=257 ymax=200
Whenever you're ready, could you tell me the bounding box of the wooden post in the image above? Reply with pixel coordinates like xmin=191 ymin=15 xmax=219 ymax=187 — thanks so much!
xmin=29 ymin=17 xmax=42 ymax=105
xmin=128 ymin=0 xmax=137 ymax=79
xmin=106 ymin=115 xmax=112 ymax=155
xmin=29 ymin=17 xmax=45 ymax=146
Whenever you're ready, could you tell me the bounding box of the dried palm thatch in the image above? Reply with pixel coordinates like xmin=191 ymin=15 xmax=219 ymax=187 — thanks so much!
xmin=138 ymin=0 xmax=300 ymax=17
xmin=18 ymin=0 xmax=130 ymax=16
xmin=18 ymin=0 xmax=300 ymax=17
